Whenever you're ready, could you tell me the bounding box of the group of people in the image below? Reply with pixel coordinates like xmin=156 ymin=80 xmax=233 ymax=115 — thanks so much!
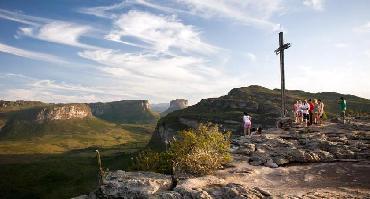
xmin=293 ymin=99 xmax=325 ymax=127
xmin=242 ymin=97 xmax=348 ymax=136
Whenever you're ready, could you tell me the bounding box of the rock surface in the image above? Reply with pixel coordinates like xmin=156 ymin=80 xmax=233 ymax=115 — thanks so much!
xmin=76 ymin=121 xmax=370 ymax=198
xmin=36 ymin=104 xmax=92 ymax=122
xmin=234 ymin=122 xmax=370 ymax=167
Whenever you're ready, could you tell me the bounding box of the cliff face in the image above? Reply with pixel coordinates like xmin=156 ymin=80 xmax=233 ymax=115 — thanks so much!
xmin=160 ymin=99 xmax=188 ymax=116
xmin=149 ymin=85 xmax=370 ymax=150
xmin=89 ymin=100 xmax=158 ymax=123
xmin=35 ymin=104 xmax=92 ymax=122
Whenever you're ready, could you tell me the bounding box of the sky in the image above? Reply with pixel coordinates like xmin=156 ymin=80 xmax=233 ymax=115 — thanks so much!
xmin=0 ymin=0 xmax=369 ymax=104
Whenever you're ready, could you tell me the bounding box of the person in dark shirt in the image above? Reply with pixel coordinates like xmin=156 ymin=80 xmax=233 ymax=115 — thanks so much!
xmin=308 ymin=99 xmax=315 ymax=125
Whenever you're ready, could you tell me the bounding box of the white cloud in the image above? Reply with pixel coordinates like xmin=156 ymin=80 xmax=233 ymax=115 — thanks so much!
xmin=79 ymin=49 xmax=216 ymax=81
xmin=18 ymin=21 xmax=98 ymax=49
xmin=0 ymin=73 xmax=139 ymax=103
xmin=78 ymin=49 xmax=243 ymax=103
xmin=0 ymin=8 xmax=51 ymax=26
xmin=353 ymin=21 xmax=370 ymax=33
xmin=288 ymin=65 xmax=370 ymax=99
xmin=78 ymin=1 xmax=127 ymax=18
xmin=365 ymin=50 xmax=370 ymax=58
xmin=0 ymin=9 xmax=98 ymax=50
xmin=106 ymin=10 xmax=219 ymax=55
xmin=175 ymin=0 xmax=284 ymax=30
xmin=0 ymin=43 xmax=67 ymax=64
xmin=245 ymin=52 xmax=257 ymax=62
xmin=303 ymin=0 xmax=325 ymax=11
xmin=334 ymin=42 xmax=349 ymax=48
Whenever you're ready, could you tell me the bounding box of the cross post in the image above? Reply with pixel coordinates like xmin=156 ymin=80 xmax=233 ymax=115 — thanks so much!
xmin=274 ymin=32 xmax=291 ymax=118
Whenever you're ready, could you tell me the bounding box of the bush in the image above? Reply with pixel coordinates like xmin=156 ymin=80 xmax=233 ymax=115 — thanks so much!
xmin=133 ymin=123 xmax=232 ymax=176
xmin=133 ymin=149 xmax=173 ymax=174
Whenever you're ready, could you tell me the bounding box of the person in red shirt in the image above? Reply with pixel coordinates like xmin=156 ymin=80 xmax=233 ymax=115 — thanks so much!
xmin=308 ymin=99 xmax=315 ymax=125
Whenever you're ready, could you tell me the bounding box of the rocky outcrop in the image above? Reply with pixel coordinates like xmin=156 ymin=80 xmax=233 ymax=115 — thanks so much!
xmin=161 ymin=99 xmax=188 ymax=116
xmin=232 ymin=121 xmax=370 ymax=167
xmin=148 ymin=85 xmax=370 ymax=150
xmin=35 ymin=104 xmax=92 ymax=122
xmin=89 ymin=100 xmax=158 ymax=123
xmin=75 ymin=171 xmax=272 ymax=199
xmin=76 ymin=121 xmax=370 ymax=199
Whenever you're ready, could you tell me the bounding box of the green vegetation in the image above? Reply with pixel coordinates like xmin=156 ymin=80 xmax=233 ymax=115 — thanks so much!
xmin=0 ymin=122 xmax=155 ymax=199
xmin=135 ymin=123 xmax=232 ymax=176
xmin=0 ymin=119 xmax=154 ymax=154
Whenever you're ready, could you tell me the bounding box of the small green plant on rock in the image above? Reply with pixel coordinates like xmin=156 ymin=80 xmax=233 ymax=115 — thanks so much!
xmin=133 ymin=123 xmax=232 ymax=176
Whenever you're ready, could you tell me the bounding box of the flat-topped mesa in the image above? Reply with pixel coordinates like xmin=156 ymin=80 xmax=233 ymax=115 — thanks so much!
xmin=161 ymin=99 xmax=188 ymax=116
xmin=36 ymin=104 xmax=92 ymax=122
xmin=89 ymin=100 xmax=157 ymax=123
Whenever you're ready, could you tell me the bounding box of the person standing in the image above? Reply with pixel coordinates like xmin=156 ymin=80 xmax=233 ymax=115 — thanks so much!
xmin=242 ymin=112 xmax=252 ymax=136
xmin=301 ymin=100 xmax=310 ymax=127
xmin=313 ymin=99 xmax=319 ymax=124
xmin=298 ymin=100 xmax=303 ymax=124
xmin=317 ymin=99 xmax=325 ymax=125
xmin=308 ymin=99 xmax=315 ymax=126
xmin=293 ymin=100 xmax=299 ymax=123
xmin=338 ymin=97 xmax=347 ymax=124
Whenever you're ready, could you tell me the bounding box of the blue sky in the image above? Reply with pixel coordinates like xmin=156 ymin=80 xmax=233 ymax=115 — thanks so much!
xmin=0 ymin=0 xmax=369 ymax=104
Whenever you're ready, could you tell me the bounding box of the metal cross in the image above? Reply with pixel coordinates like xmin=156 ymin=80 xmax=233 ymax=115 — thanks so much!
xmin=274 ymin=32 xmax=291 ymax=118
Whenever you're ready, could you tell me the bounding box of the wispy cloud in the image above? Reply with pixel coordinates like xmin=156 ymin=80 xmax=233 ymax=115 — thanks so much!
xmin=0 ymin=8 xmax=51 ymax=26
xmin=79 ymin=49 xmax=216 ymax=81
xmin=17 ymin=21 xmax=99 ymax=49
xmin=106 ymin=10 xmax=219 ymax=55
xmin=0 ymin=9 xmax=99 ymax=49
xmin=0 ymin=43 xmax=67 ymax=64
xmin=303 ymin=0 xmax=325 ymax=11
xmin=0 ymin=73 xmax=139 ymax=103
xmin=80 ymin=0 xmax=284 ymax=31
xmin=78 ymin=1 xmax=127 ymax=18
xmin=78 ymin=48 xmax=243 ymax=103
xmin=174 ymin=0 xmax=284 ymax=31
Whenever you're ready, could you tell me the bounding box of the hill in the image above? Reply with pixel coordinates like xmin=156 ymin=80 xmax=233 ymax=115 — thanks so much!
xmin=149 ymin=85 xmax=370 ymax=149
xmin=89 ymin=100 xmax=159 ymax=124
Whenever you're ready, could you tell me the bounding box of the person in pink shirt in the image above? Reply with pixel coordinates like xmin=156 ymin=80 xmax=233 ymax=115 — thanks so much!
xmin=242 ymin=112 xmax=252 ymax=136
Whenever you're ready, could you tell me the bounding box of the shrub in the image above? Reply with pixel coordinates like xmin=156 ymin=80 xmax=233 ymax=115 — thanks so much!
xmin=133 ymin=123 xmax=232 ymax=176
xmin=133 ymin=149 xmax=173 ymax=174
xmin=170 ymin=123 xmax=232 ymax=175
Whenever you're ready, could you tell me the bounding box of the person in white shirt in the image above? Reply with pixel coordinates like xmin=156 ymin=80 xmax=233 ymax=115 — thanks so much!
xmin=242 ymin=112 xmax=252 ymax=136
xmin=301 ymin=100 xmax=310 ymax=127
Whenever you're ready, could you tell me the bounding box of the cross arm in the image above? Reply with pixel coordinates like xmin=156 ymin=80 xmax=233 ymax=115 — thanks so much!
xmin=274 ymin=43 xmax=291 ymax=55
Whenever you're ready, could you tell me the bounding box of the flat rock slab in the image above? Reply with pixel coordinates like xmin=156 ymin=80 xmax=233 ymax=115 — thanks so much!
xmin=94 ymin=171 xmax=173 ymax=198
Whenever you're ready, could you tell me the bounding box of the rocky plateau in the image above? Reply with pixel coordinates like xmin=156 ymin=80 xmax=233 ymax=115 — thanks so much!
xmin=75 ymin=118 xmax=370 ymax=198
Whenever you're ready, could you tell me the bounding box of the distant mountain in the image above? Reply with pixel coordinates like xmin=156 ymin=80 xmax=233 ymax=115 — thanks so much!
xmin=89 ymin=100 xmax=159 ymax=124
xmin=0 ymin=100 xmax=159 ymax=140
xmin=150 ymin=103 xmax=169 ymax=113
xmin=160 ymin=99 xmax=188 ymax=116
xmin=149 ymin=85 xmax=370 ymax=150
